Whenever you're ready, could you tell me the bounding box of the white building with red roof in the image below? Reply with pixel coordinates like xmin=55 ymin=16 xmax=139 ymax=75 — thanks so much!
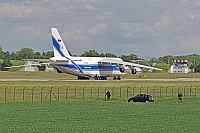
xmin=170 ymin=59 xmax=189 ymax=73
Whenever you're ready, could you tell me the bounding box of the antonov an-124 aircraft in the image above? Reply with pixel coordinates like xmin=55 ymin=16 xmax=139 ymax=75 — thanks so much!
xmin=50 ymin=28 xmax=162 ymax=80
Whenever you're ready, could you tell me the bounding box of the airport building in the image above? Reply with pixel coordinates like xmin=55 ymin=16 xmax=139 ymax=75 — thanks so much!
xmin=20 ymin=61 xmax=39 ymax=72
xmin=169 ymin=59 xmax=189 ymax=73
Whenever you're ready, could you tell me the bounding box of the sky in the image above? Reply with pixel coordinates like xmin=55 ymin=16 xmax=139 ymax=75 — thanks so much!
xmin=0 ymin=0 xmax=200 ymax=60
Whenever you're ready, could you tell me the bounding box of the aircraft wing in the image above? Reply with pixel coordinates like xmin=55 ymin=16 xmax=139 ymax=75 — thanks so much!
xmin=98 ymin=58 xmax=162 ymax=71
xmin=21 ymin=59 xmax=50 ymax=62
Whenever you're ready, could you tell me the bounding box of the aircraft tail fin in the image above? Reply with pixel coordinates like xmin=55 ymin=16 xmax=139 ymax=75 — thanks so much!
xmin=51 ymin=28 xmax=71 ymax=57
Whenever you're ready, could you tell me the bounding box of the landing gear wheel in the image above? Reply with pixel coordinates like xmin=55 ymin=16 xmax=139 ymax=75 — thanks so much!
xmin=113 ymin=76 xmax=121 ymax=80
xmin=95 ymin=75 xmax=107 ymax=80
xmin=117 ymin=76 xmax=121 ymax=80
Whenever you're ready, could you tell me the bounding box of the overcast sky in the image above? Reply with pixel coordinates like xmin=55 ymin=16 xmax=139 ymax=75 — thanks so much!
xmin=0 ymin=0 xmax=200 ymax=59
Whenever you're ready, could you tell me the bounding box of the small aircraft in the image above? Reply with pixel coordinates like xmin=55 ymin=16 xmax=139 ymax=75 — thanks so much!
xmin=50 ymin=28 xmax=162 ymax=80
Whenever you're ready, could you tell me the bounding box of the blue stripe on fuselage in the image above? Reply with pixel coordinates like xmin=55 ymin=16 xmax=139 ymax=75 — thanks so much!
xmin=57 ymin=64 xmax=119 ymax=71
xmin=52 ymin=36 xmax=83 ymax=73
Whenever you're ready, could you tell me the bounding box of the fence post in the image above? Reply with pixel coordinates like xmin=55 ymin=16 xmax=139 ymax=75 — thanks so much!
xmin=112 ymin=86 xmax=115 ymax=98
xmin=49 ymin=89 xmax=51 ymax=102
xmin=176 ymin=86 xmax=180 ymax=97
xmin=13 ymin=87 xmax=16 ymax=102
xmin=140 ymin=86 xmax=143 ymax=94
xmin=57 ymin=87 xmax=61 ymax=102
xmin=74 ymin=87 xmax=77 ymax=100
xmin=127 ymin=86 xmax=130 ymax=98
xmin=23 ymin=87 xmax=26 ymax=102
xmin=147 ymin=86 xmax=149 ymax=94
xmin=104 ymin=86 xmax=108 ymax=100
xmin=133 ymin=86 xmax=136 ymax=96
xmin=183 ymin=86 xmax=186 ymax=96
xmin=5 ymin=87 xmax=8 ymax=102
xmin=66 ymin=87 xmax=69 ymax=101
xmin=83 ymin=87 xmax=85 ymax=99
xmin=90 ymin=87 xmax=93 ymax=99
xmin=32 ymin=87 xmax=35 ymax=102
xmin=40 ymin=87 xmax=44 ymax=102
xmin=105 ymin=88 xmax=107 ymax=100
xmin=171 ymin=86 xmax=175 ymax=97
xmin=190 ymin=86 xmax=192 ymax=96
xmin=120 ymin=87 xmax=122 ymax=98
xmin=160 ymin=86 xmax=162 ymax=97
xmin=153 ymin=86 xmax=156 ymax=96
xmin=97 ymin=87 xmax=100 ymax=98
xmin=177 ymin=86 xmax=181 ymax=93
xmin=50 ymin=87 xmax=53 ymax=102
xmin=166 ymin=86 xmax=169 ymax=97
xmin=195 ymin=87 xmax=197 ymax=97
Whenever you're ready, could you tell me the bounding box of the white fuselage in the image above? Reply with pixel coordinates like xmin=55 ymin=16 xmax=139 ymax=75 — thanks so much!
xmin=50 ymin=56 xmax=130 ymax=78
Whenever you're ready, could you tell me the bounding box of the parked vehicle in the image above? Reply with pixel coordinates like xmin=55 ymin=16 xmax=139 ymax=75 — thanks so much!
xmin=128 ymin=94 xmax=154 ymax=102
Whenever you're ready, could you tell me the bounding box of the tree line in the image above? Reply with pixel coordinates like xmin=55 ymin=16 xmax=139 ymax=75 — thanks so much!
xmin=0 ymin=46 xmax=200 ymax=72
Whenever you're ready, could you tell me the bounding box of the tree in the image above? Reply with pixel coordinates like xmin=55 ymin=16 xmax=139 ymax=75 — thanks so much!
xmin=44 ymin=51 xmax=54 ymax=59
xmin=157 ymin=55 xmax=172 ymax=64
xmin=0 ymin=50 xmax=5 ymax=59
xmin=17 ymin=48 xmax=34 ymax=59
xmin=81 ymin=50 xmax=100 ymax=57
xmin=1 ymin=51 xmax=12 ymax=71
xmin=34 ymin=52 xmax=42 ymax=59
xmin=10 ymin=52 xmax=20 ymax=60
xmin=99 ymin=52 xmax=105 ymax=57
xmin=150 ymin=57 xmax=157 ymax=63
xmin=1 ymin=59 xmax=12 ymax=71
xmin=42 ymin=52 xmax=46 ymax=57
xmin=120 ymin=54 xmax=138 ymax=62
xmin=104 ymin=53 xmax=117 ymax=58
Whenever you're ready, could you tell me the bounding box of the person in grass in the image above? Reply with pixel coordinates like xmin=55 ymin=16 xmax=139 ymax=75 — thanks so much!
xmin=178 ymin=92 xmax=183 ymax=103
xmin=105 ymin=90 xmax=111 ymax=100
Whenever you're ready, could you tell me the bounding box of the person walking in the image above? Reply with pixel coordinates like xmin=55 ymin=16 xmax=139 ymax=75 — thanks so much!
xmin=105 ymin=90 xmax=111 ymax=100
xmin=178 ymin=92 xmax=183 ymax=103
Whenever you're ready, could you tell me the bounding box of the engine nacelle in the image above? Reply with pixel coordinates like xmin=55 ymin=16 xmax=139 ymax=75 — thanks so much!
xmin=131 ymin=67 xmax=142 ymax=75
xmin=131 ymin=69 xmax=137 ymax=74
xmin=56 ymin=68 xmax=63 ymax=73
xmin=119 ymin=67 xmax=125 ymax=73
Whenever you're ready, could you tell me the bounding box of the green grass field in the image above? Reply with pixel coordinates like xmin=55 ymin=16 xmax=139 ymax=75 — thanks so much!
xmin=0 ymin=72 xmax=200 ymax=132
xmin=0 ymin=98 xmax=200 ymax=133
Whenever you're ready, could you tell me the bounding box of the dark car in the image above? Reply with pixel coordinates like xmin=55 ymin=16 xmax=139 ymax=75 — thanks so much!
xmin=128 ymin=94 xmax=154 ymax=102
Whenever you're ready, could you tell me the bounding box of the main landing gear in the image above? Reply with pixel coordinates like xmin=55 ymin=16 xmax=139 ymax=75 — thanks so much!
xmin=94 ymin=75 xmax=107 ymax=80
xmin=113 ymin=76 xmax=121 ymax=80
xmin=78 ymin=76 xmax=90 ymax=80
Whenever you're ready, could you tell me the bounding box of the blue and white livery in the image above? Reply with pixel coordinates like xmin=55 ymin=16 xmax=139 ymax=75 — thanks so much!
xmin=50 ymin=28 xmax=162 ymax=80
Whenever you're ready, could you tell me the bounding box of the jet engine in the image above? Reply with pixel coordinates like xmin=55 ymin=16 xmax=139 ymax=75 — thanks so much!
xmin=131 ymin=69 xmax=137 ymax=74
xmin=131 ymin=67 xmax=142 ymax=75
xmin=119 ymin=67 xmax=125 ymax=73
xmin=56 ymin=68 xmax=63 ymax=73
